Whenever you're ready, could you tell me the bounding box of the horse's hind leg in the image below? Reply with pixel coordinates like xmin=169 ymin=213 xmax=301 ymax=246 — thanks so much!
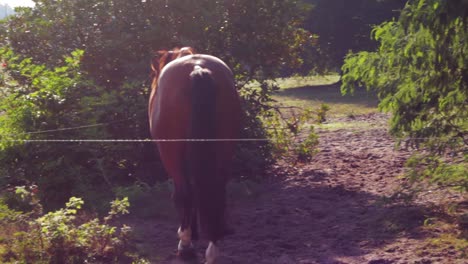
xmin=173 ymin=182 xmax=197 ymax=258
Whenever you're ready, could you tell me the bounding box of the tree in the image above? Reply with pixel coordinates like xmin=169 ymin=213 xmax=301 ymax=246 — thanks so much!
xmin=2 ymin=0 xmax=311 ymax=86
xmin=341 ymin=0 xmax=467 ymax=190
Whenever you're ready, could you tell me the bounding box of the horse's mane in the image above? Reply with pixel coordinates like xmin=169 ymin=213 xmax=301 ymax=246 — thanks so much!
xmin=150 ymin=47 xmax=195 ymax=91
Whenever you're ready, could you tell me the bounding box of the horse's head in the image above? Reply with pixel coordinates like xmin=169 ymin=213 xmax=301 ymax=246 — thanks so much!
xmin=150 ymin=47 xmax=195 ymax=90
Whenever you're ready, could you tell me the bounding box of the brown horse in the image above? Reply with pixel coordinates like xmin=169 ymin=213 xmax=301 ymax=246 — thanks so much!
xmin=149 ymin=47 xmax=241 ymax=263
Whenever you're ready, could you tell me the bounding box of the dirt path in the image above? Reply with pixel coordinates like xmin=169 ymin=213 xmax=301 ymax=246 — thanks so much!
xmin=128 ymin=114 xmax=466 ymax=264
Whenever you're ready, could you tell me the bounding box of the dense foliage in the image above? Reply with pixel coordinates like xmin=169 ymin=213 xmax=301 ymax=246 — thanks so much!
xmin=342 ymin=0 xmax=467 ymax=190
xmin=2 ymin=0 xmax=311 ymax=86
xmin=0 ymin=48 xmax=149 ymax=210
xmin=0 ymin=0 xmax=315 ymax=209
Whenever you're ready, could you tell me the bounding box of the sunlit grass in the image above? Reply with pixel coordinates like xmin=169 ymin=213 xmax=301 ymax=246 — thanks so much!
xmin=271 ymin=75 xmax=379 ymax=117
xmin=275 ymin=75 xmax=341 ymax=89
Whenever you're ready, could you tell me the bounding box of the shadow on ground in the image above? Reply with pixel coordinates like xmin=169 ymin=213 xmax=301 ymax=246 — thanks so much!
xmin=131 ymin=175 xmax=437 ymax=264
xmin=125 ymin=114 xmax=458 ymax=264
xmin=216 ymin=176 xmax=434 ymax=264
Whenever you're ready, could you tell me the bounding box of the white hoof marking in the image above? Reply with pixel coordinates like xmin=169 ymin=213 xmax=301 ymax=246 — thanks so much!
xmin=177 ymin=227 xmax=192 ymax=250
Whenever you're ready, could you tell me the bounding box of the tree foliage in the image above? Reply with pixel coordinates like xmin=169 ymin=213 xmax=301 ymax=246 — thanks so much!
xmin=342 ymin=0 xmax=468 ymax=189
xmin=2 ymin=0 xmax=312 ymax=86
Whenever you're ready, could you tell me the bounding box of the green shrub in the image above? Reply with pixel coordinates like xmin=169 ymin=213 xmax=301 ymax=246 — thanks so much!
xmin=316 ymin=103 xmax=330 ymax=123
xmin=0 ymin=188 xmax=145 ymax=264
xmin=261 ymin=106 xmax=319 ymax=163
xmin=0 ymin=48 xmax=156 ymax=211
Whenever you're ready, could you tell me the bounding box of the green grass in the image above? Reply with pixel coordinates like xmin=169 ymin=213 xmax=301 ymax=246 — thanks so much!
xmin=272 ymin=75 xmax=379 ymax=117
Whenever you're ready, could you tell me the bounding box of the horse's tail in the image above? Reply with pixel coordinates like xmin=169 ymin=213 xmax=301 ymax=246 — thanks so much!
xmin=187 ymin=66 xmax=225 ymax=242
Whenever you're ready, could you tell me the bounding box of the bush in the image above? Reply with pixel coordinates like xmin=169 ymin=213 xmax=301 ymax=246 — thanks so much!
xmin=0 ymin=187 xmax=145 ymax=264
xmin=261 ymin=105 xmax=319 ymax=164
xmin=0 ymin=48 xmax=156 ymax=211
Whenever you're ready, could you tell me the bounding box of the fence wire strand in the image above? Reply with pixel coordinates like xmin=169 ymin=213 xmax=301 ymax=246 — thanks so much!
xmin=0 ymin=119 xmax=464 ymax=143
xmin=1 ymin=138 xmax=271 ymax=143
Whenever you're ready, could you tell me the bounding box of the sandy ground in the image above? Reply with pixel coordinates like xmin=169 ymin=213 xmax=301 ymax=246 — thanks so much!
xmin=126 ymin=113 xmax=467 ymax=264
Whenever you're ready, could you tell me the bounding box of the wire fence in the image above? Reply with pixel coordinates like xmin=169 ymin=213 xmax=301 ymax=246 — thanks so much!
xmin=0 ymin=119 xmax=464 ymax=144
xmin=1 ymin=139 xmax=271 ymax=143
xmin=8 ymin=118 xmax=133 ymax=136
xmin=0 ymin=119 xmax=273 ymax=143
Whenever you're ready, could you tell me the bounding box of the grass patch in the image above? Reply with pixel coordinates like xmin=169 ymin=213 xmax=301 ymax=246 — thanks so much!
xmin=271 ymin=75 xmax=379 ymax=117
xmin=275 ymin=75 xmax=341 ymax=89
